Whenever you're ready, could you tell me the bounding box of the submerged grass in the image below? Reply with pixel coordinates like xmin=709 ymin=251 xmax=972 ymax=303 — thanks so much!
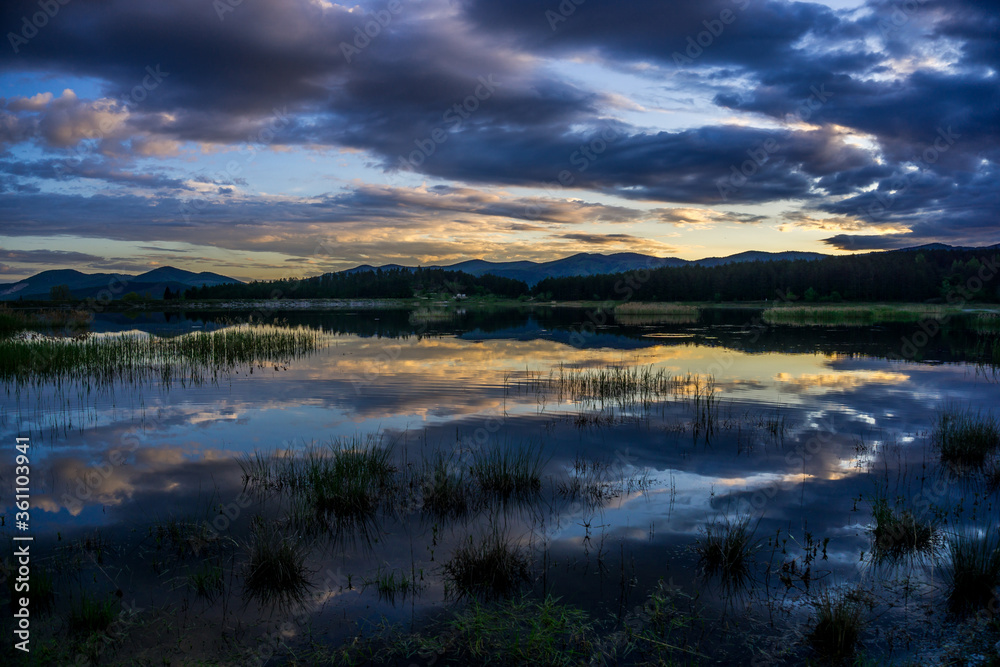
xmin=68 ymin=591 xmax=119 ymax=634
xmin=943 ymin=528 xmax=1000 ymax=611
xmin=443 ymin=530 xmax=532 ymax=601
xmin=695 ymin=515 xmax=759 ymax=591
xmin=242 ymin=521 xmax=311 ymax=608
xmin=933 ymin=406 xmax=1000 ymax=468
xmin=808 ymin=589 xmax=865 ymax=662
xmin=420 ymin=450 xmax=470 ymax=519
xmin=614 ymin=302 xmax=700 ymax=325
xmin=470 ymin=440 xmax=544 ymax=501
xmin=316 ymin=595 xmax=598 ymax=666
xmin=0 ymin=323 xmax=323 ymax=387
xmin=762 ymin=303 xmax=958 ymax=326
xmin=869 ymin=494 xmax=939 ymax=564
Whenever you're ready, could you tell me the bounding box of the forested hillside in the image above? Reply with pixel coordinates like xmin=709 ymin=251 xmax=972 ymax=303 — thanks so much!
xmin=186 ymin=267 xmax=529 ymax=300
xmin=531 ymin=248 xmax=1000 ymax=303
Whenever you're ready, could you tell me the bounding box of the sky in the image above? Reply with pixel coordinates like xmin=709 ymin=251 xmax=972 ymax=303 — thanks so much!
xmin=0 ymin=0 xmax=997 ymax=282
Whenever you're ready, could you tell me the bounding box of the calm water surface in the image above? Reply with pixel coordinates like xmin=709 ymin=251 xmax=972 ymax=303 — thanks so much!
xmin=2 ymin=307 xmax=998 ymax=664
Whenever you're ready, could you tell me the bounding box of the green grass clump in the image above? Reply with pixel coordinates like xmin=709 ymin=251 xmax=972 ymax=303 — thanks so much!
xmin=68 ymin=592 xmax=119 ymax=634
xmin=420 ymin=451 xmax=469 ymax=519
xmin=808 ymin=590 xmax=865 ymax=662
xmin=695 ymin=515 xmax=759 ymax=590
xmin=243 ymin=523 xmax=311 ymax=608
xmin=443 ymin=531 xmax=532 ymax=601
xmin=762 ymin=303 xmax=957 ymax=326
xmin=870 ymin=495 xmax=938 ymax=563
xmin=0 ymin=323 xmax=322 ymax=387
xmin=189 ymin=561 xmax=224 ymax=599
xmin=614 ymin=302 xmax=700 ymax=325
xmin=315 ymin=596 xmax=598 ymax=666
xmin=470 ymin=441 xmax=543 ymax=501
xmin=944 ymin=529 xmax=1000 ymax=611
xmin=933 ymin=406 xmax=1000 ymax=468
xmin=362 ymin=567 xmax=420 ymax=605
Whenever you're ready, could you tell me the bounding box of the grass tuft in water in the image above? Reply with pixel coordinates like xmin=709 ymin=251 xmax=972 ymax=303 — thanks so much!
xmin=808 ymin=589 xmax=865 ymax=662
xmin=695 ymin=514 xmax=759 ymax=590
xmin=68 ymin=591 xmax=119 ymax=634
xmin=189 ymin=561 xmax=224 ymax=599
xmin=420 ymin=450 xmax=469 ymax=519
xmin=943 ymin=529 xmax=1000 ymax=611
xmin=470 ymin=441 xmax=543 ymax=501
xmin=933 ymin=406 xmax=1000 ymax=468
xmin=869 ymin=494 xmax=939 ymax=564
xmin=242 ymin=522 xmax=311 ymax=608
xmin=443 ymin=530 xmax=532 ymax=601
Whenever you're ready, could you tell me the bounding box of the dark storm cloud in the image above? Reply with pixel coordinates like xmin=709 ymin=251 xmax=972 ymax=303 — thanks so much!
xmin=0 ymin=0 xmax=997 ymax=247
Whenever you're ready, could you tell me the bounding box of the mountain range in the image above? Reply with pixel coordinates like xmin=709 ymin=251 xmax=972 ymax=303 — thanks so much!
xmin=0 ymin=266 xmax=242 ymax=301
xmin=343 ymin=250 xmax=830 ymax=285
xmin=5 ymin=244 xmax=994 ymax=300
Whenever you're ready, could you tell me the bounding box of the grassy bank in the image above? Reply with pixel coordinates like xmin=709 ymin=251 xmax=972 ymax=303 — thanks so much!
xmin=761 ymin=303 xmax=963 ymax=326
xmin=0 ymin=324 xmax=323 ymax=386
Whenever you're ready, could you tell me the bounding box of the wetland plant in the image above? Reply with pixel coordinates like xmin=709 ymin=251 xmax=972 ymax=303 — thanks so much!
xmin=420 ymin=451 xmax=469 ymax=519
xmin=943 ymin=528 xmax=1000 ymax=611
xmin=443 ymin=530 xmax=532 ymax=601
xmin=807 ymin=589 xmax=865 ymax=662
xmin=242 ymin=522 xmax=311 ymax=608
xmin=869 ymin=494 xmax=939 ymax=564
xmin=695 ymin=514 xmax=759 ymax=590
xmin=68 ymin=591 xmax=119 ymax=634
xmin=470 ymin=440 xmax=544 ymax=501
xmin=189 ymin=561 xmax=224 ymax=599
xmin=933 ymin=406 xmax=1000 ymax=468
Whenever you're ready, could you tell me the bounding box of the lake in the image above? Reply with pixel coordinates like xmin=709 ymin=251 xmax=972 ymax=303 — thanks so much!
xmin=2 ymin=305 xmax=999 ymax=665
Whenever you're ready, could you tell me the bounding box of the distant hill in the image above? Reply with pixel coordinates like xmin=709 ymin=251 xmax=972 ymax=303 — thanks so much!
xmin=338 ymin=250 xmax=827 ymax=285
xmin=0 ymin=266 xmax=242 ymax=301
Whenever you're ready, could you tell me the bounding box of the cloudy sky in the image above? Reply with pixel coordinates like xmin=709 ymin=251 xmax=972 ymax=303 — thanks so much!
xmin=0 ymin=0 xmax=997 ymax=281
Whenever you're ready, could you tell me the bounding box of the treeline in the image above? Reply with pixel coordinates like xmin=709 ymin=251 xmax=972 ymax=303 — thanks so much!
xmin=185 ymin=248 xmax=1000 ymax=303
xmin=533 ymin=248 xmax=1000 ymax=303
xmin=186 ymin=267 xmax=529 ymax=300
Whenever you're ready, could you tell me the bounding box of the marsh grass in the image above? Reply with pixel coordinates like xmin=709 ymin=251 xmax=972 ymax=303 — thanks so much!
xmin=869 ymin=494 xmax=939 ymax=564
xmin=762 ymin=303 xmax=957 ymax=326
xmin=240 ymin=434 xmax=398 ymax=537
xmin=933 ymin=406 xmax=1000 ymax=468
xmin=943 ymin=529 xmax=1000 ymax=611
xmin=0 ymin=324 xmax=322 ymax=387
xmin=319 ymin=596 xmax=598 ymax=666
xmin=808 ymin=589 xmax=865 ymax=662
xmin=189 ymin=561 xmax=224 ymax=599
xmin=362 ymin=567 xmax=421 ymax=604
xmin=443 ymin=530 xmax=532 ymax=601
xmin=556 ymin=454 xmax=653 ymax=509
xmin=614 ymin=302 xmax=699 ymax=325
xmin=420 ymin=451 xmax=469 ymax=519
xmin=470 ymin=440 xmax=544 ymax=502
xmin=68 ymin=591 xmax=119 ymax=634
xmin=695 ymin=515 xmax=759 ymax=590
xmin=242 ymin=522 xmax=311 ymax=608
